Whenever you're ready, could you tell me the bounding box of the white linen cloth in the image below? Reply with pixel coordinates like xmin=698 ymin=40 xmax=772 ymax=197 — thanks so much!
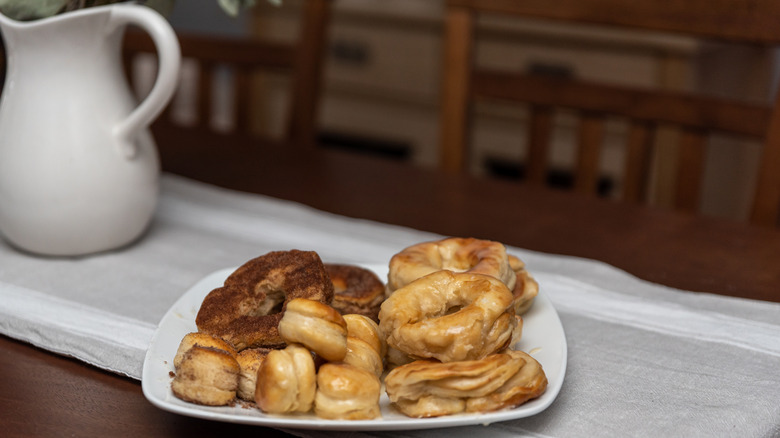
xmin=1 ymin=174 xmax=778 ymax=438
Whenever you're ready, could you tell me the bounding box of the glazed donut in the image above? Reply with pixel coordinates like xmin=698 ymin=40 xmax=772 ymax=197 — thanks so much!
xmin=235 ymin=347 xmax=271 ymax=401
xmin=387 ymin=237 xmax=516 ymax=293
xmin=343 ymin=337 xmax=384 ymax=378
xmin=278 ymin=298 xmax=348 ymax=362
xmin=384 ymin=350 xmax=547 ymax=418
xmin=255 ymin=344 xmax=316 ymax=414
xmin=326 ymin=264 xmax=386 ymax=322
xmin=195 ymin=250 xmax=334 ymax=350
xmin=378 ymin=270 xmax=516 ymax=362
xmin=342 ymin=315 xmax=386 ymax=376
xmin=343 ymin=314 xmax=386 ymax=359
xmin=173 ymin=332 xmax=237 ymax=369
xmin=314 ymin=363 xmax=382 ymax=420
xmin=171 ymin=345 xmax=240 ymax=406
xmin=384 ymin=318 xmax=524 ymax=369
xmin=508 ymin=255 xmax=539 ymax=315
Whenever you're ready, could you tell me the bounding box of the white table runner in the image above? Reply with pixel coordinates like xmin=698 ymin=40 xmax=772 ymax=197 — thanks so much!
xmin=1 ymin=174 xmax=779 ymax=438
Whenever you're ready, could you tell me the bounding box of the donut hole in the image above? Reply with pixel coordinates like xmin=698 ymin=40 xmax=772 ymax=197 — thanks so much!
xmin=440 ymin=262 xmax=470 ymax=273
xmin=435 ymin=244 xmax=480 ymax=273
xmin=258 ymin=289 xmax=286 ymax=315
xmin=243 ymin=285 xmax=287 ymax=315
xmin=443 ymin=304 xmax=465 ymax=315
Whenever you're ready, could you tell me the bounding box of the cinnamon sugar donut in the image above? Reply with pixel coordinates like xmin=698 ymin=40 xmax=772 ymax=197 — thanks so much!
xmin=171 ymin=345 xmax=240 ymax=406
xmin=379 ymin=270 xmax=517 ymax=362
xmin=384 ymin=350 xmax=547 ymax=417
xmin=387 ymin=237 xmax=516 ymax=294
xmin=236 ymin=347 xmax=272 ymax=401
xmin=326 ymin=264 xmax=385 ymax=322
xmin=173 ymin=332 xmax=237 ymax=369
xmin=195 ymin=250 xmax=334 ymax=350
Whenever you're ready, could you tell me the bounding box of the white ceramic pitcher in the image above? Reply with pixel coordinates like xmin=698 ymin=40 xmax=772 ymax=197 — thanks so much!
xmin=0 ymin=4 xmax=180 ymax=256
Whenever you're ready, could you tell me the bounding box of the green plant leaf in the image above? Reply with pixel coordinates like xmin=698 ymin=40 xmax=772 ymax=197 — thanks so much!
xmin=140 ymin=0 xmax=177 ymax=17
xmin=0 ymin=0 xmax=69 ymax=21
xmin=216 ymin=0 xmax=258 ymax=17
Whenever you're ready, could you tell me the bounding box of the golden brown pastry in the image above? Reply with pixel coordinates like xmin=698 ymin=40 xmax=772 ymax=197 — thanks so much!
xmin=379 ymin=270 xmax=517 ymax=362
xmin=508 ymin=255 xmax=539 ymax=315
xmin=385 ymin=345 xmax=415 ymax=369
xmin=343 ymin=314 xmax=386 ymax=359
xmin=235 ymin=347 xmax=272 ymax=401
xmin=342 ymin=336 xmax=384 ymax=378
xmin=173 ymin=332 xmax=237 ymax=369
xmin=171 ymin=345 xmax=240 ymax=406
xmin=278 ymin=298 xmax=348 ymax=362
xmin=384 ymin=350 xmax=547 ymax=417
xmin=255 ymin=344 xmax=316 ymax=414
xmin=195 ymin=250 xmax=334 ymax=350
xmin=341 ymin=314 xmax=385 ymax=377
xmin=326 ymin=264 xmax=386 ymax=322
xmin=386 ymin=237 xmax=516 ymax=294
xmin=314 ymin=363 xmax=382 ymax=420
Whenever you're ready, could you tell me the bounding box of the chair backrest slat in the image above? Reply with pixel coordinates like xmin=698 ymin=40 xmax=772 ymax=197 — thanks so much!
xmin=675 ymin=129 xmax=708 ymax=211
xmin=623 ymin=122 xmax=654 ymax=203
xmin=473 ymin=71 xmax=771 ymax=139
xmin=196 ymin=60 xmax=213 ymax=127
xmin=447 ymin=0 xmax=780 ymax=45
xmin=526 ymin=106 xmax=552 ymax=184
xmin=574 ymin=113 xmax=605 ymax=194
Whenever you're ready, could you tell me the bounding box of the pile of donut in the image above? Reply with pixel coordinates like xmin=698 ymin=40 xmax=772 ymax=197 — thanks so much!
xmin=169 ymin=237 xmax=546 ymax=420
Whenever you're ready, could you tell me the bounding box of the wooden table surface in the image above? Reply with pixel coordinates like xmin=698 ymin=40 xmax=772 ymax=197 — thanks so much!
xmin=3 ymin=130 xmax=779 ymax=437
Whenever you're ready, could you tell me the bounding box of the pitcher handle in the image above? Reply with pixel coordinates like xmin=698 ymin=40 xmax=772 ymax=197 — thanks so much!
xmin=108 ymin=4 xmax=181 ymax=158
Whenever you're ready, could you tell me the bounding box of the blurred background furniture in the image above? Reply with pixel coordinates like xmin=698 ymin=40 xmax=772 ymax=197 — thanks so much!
xmin=122 ymin=0 xmax=332 ymax=149
xmin=5 ymin=0 xmax=778 ymax=224
xmin=438 ymin=0 xmax=780 ymax=226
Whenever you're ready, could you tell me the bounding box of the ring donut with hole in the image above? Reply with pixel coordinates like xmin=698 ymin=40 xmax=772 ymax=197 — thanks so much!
xmin=196 ymin=250 xmax=334 ymax=350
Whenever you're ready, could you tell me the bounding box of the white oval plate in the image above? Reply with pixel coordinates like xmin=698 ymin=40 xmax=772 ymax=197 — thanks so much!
xmin=142 ymin=264 xmax=567 ymax=431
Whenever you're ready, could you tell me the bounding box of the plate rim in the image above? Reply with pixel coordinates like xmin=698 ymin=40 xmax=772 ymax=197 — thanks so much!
xmin=142 ymin=263 xmax=567 ymax=431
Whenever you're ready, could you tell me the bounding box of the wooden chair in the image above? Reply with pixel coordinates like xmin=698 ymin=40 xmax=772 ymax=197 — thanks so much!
xmin=123 ymin=0 xmax=332 ymax=149
xmin=439 ymin=0 xmax=780 ymax=226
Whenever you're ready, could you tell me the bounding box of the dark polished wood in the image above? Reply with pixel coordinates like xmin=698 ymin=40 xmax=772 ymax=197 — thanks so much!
xmin=2 ymin=131 xmax=779 ymax=437
xmin=156 ymin=129 xmax=780 ymax=303
xmin=0 ymin=335 xmax=291 ymax=438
